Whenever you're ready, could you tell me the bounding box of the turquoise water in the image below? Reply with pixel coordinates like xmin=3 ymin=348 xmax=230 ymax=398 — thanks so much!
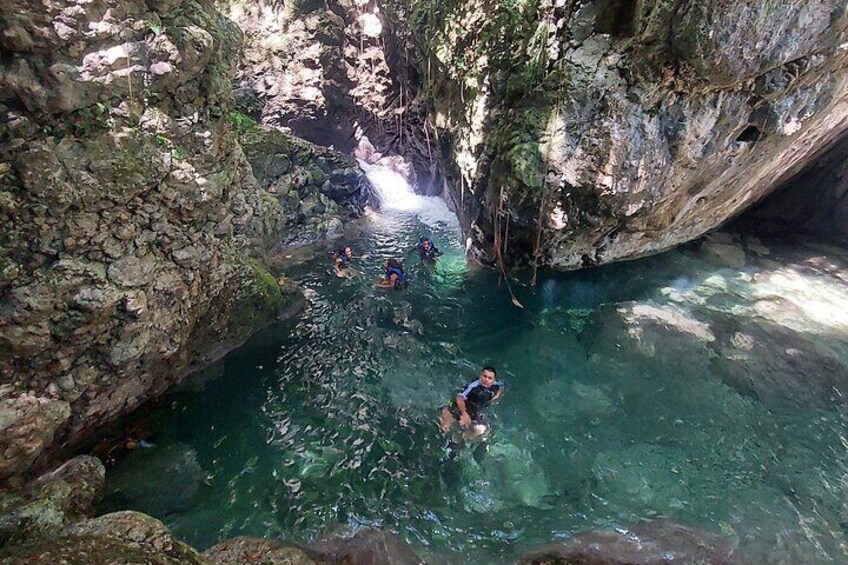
xmin=100 ymin=203 xmax=848 ymax=563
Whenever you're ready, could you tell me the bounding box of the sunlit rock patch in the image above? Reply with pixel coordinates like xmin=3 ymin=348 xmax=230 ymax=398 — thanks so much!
xmin=607 ymin=231 xmax=848 ymax=408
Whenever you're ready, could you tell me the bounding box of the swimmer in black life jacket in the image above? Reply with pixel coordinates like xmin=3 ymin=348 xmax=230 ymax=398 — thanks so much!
xmin=439 ymin=366 xmax=504 ymax=439
xmin=418 ymin=237 xmax=442 ymax=263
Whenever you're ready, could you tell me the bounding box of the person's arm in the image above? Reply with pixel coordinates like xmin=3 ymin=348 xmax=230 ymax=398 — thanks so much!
xmin=455 ymin=395 xmax=472 ymax=427
xmin=492 ymin=388 xmax=504 ymax=403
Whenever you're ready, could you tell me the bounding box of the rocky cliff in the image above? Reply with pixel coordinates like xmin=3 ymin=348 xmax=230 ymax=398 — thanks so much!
xmin=394 ymin=0 xmax=848 ymax=270
xmin=0 ymin=0 xmax=370 ymax=480
xmin=218 ymin=0 xmax=445 ymax=195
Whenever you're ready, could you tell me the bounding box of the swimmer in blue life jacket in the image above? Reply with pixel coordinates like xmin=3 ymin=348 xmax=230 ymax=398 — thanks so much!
xmin=376 ymin=258 xmax=408 ymax=289
xmin=439 ymin=366 xmax=504 ymax=438
xmin=417 ymin=237 xmax=442 ymax=263
xmin=333 ymin=245 xmax=353 ymax=277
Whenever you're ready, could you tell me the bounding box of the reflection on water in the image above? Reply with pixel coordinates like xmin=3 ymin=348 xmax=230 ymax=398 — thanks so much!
xmin=100 ymin=202 xmax=848 ymax=562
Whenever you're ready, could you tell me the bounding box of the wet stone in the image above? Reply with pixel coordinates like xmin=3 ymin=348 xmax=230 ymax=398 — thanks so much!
xmin=203 ymin=537 xmax=317 ymax=565
xmin=518 ymin=520 xmax=751 ymax=564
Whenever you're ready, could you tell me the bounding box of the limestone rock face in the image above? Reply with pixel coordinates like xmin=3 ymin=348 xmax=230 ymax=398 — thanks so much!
xmin=0 ymin=0 xmax=305 ymax=479
xmin=0 ymin=395 xmax=70 ymax=479
xmin=397 ymin=0 xmax=848 ymax=268
xmin=239 ymin=125 xmax=373 ymax=247
xmin=0 ymin=455 xmax=104 ymax=547
xmin=220 ymin=0 xmax=443 ymax=194
xmin=0 ymin=510 xmax=212 ymax=564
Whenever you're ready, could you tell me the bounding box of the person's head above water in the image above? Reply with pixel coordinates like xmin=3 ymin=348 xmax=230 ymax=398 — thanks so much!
xmin=421 ymin=238 xmax=431 ymax=251
xmin=342 ymin=246 xmax=352 ymax=258
xmin=479 ymin=366 xmax=497 ymax=387
xmin=386 ymin=258 xmax=403 ymax=271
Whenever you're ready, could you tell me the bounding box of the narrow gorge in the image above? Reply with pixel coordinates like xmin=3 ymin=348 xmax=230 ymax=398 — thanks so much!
xmin=1 ymin=0 xmax=848 ymax=563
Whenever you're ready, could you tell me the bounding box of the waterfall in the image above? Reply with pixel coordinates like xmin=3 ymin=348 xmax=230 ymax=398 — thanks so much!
xmin=358 ymin=160 xmax=459 ymax=230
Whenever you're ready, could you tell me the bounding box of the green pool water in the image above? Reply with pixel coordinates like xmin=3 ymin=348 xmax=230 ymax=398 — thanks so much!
xmin=100 ymin=201 xmax=848 ymax=563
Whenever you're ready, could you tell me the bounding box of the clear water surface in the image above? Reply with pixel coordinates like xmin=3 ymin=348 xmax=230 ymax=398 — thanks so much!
xmin=100 ymin=180 xmax=848 ymax=563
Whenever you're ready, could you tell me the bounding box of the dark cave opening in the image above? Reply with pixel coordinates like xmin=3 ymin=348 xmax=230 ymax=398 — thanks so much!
xmin=595 ymin=0 xmax=639 ymax=38
xmin=735 ymin=125 xmax=762 ymax=143
xmin=729 ymin=132 xmax=848 ymax=244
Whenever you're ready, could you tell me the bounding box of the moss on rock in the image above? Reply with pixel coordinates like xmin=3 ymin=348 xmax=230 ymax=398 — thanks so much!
xmin=0 ymin=511 xmax=211 ymax=565
xmin=507 ymin=142 xmax=545 ymax=189
xmin=246 ymin=259 xmax=286 ymax=313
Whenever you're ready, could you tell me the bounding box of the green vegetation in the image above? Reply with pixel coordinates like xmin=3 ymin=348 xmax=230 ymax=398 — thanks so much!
xmin=406 ymin=0 xmax=556 ymax=96
xmin=153 ymin=133 xmax=186 ymax=161
xmin=227 ymin=110 xmax=259 ymax=135
xmin=219 ymin=257 xmax=289 ymax=342
xmin=30 ymin=102 xmax=114 ymax=140
xmin=145 ymin=21 xmax=162 ymax=35
xmin=246 ymin=258 xmax=285 ymax=312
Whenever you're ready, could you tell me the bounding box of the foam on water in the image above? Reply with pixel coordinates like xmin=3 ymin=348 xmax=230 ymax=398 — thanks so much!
xmin=359 ymin=160 xmax=460 ymax=231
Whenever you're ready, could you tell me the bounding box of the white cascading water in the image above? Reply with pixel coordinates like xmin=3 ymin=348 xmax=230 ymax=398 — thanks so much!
xmin=357 ymin=160 xmax=459 ymax=230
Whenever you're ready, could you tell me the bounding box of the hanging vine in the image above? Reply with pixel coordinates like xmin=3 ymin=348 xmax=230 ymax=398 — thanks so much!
xmin=530 ymin=99 xmax=560 ymax=287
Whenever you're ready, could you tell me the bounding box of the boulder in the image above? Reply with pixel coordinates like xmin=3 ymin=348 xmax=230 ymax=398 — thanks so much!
xmin=0 ymin=396 xmax=71 ymax=481
xmin=0 ymin=511 xmax=211 ymax=564
xmin=304 ymin=530 xmax=424 ymax=565
xmin=0 ymin=456 xmax=105 ymax=547
xmin=204 ymin=537 xmax=317 ymax=564
xmin=518 ymin=520 xmax=750 ymax=564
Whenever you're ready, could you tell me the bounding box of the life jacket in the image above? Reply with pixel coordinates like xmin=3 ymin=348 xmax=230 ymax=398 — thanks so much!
xmin=386 ymin=266 xmax=407 ymax=288
xmin=336 ymin=251 xmax=351 ymax=267
xmin=418 ymin=237 xmax=441 ymax=261
xmin=418 ymin=243 xmax=437 ymax=259
xmin=387 ymin=266 xmax=405 ymax=282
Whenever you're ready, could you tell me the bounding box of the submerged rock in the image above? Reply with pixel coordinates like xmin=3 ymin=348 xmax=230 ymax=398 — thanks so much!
xmin=618 ymin=302 xmax=716 ymax=344
xmin=532 ymin=380 xmax=616 ymax=426
xmin=485 ymin=439 xmax=552 ymax=509
xmin=518 ymin=519 xmax=750 ymax=564
xmin=591 ymin=445 xmax=691 ymax=514
xmin=303 ymin=529 xmax=424 ymax=565
xmin=710 ymin=315 xmax=848 ymax=410
xmin=700 ymin=241 xmax=748 ymax=269
xmin=101 ymin=443 xmax=208 ymax=517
